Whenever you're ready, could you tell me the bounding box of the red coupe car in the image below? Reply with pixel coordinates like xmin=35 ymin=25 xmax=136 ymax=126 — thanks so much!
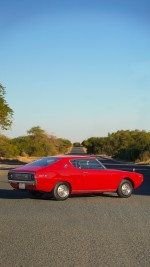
xmin=8 ymin=155 xmax=143 ymax=200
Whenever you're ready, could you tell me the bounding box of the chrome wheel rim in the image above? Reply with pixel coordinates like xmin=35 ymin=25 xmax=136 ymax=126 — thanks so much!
xmin=121 ymin=183 xmax=131 ymax=196
xmin=57 ymin=185 xmax=69 ymax=198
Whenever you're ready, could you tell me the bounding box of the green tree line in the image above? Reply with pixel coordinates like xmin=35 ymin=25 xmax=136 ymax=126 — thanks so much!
xmin=82 ymin=130 xmax=150 ymax=161
xmin=0 ymin=126 xmax=72 ymax=158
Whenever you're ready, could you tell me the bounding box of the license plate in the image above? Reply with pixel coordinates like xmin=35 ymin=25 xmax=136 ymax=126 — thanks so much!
xmin=19 ymin=183 xmax=25 ymax=189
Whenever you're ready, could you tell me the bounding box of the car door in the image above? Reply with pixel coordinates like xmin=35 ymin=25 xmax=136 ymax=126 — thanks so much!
xmin=69 ymin=159 xmax=86 ymax=191
xmin=77 ymin=159 xmax=112 ymax=191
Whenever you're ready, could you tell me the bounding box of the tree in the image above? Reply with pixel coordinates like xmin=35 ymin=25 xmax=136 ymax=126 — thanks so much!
xmin=1 ymin=124 xmax=72 ymax=158
xmin=0 ymin=134 xmax=19 ymax=157
xmin=27 ymin=126 xmax=45 ymax=137
xmin=26 ymin=126 xmax=56 ymax=156
xmin=82 ymin=130 xmax=150 ymax=161
xmin=0 ymin=83 xmax=13 ymax=130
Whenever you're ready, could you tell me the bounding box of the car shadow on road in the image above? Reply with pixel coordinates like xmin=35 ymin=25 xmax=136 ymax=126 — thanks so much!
xmin=0 ymin=190 xmax=118 ymax=200
xmin=133 ymin=186 xmax=150 ymax=196
xmin=0 ymin=188 xmax=149 ymax=200
xmin=0 ymin=189 xmax=29 ymax=199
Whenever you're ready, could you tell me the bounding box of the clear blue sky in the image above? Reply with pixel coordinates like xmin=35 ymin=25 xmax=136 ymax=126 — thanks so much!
xmin=0 ymin=0 xmax=150 ymax=142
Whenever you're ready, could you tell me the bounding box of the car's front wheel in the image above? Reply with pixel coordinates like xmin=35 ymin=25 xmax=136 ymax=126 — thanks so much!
xmin=117 ymin=179 xmax=133 ymax=198
xmin=52 ymin=182 xmax=70 ymax=201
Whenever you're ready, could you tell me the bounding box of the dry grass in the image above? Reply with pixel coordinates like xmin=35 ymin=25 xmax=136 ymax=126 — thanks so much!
xmin=17 ymin=156 xmax=40 ymax=163
xmin=135 ymin=159 xmax=150 ymax=165
xmin=0 ymin=156 xmax=40 ymax=164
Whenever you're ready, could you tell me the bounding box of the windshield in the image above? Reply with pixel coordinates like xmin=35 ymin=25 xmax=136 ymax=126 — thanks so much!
xmin=27 ymin=157 xmax=60 ymax=167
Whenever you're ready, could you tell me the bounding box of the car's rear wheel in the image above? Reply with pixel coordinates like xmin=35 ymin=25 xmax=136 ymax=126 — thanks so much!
xmin=52 ymin=182 xmax=70 ymax=201
xmin=117 ymin=179 xmax=133 ymax=198
xmin=28 ymin=191 xmax=44 ymax=199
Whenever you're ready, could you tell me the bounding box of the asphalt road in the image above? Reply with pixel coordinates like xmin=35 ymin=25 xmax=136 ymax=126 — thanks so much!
xmin=0 ymin=148 xmax=150 ymax=267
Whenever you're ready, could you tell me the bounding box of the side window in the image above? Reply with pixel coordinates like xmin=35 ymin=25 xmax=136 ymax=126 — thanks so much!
xmin=70 ymin=160 xmax=76 ymax=168
xmin=70 ymin=160 xmax=81 ymax=169
xmin=79 ymin=160 xmax=89 ymax=169
xmin=70 ymin=159 xmax=90 ymax=169
xmin=88 ymin=160 xmax=104 ymax=170
xmin=70 ymin=159 xmax=104 ymax=170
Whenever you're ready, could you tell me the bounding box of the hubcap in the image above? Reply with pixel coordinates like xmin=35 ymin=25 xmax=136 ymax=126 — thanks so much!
xmin=57 ymin=185 xmax=69 ymax=198
xmin=121 ymin=183 xmax=131 ymax=196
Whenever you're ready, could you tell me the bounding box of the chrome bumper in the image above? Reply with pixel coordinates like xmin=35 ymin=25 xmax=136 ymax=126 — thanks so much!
xmin=8 ymin=180 xmax=37 ymax=185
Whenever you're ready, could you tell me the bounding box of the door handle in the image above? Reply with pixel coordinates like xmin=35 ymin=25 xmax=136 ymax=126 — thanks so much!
xmin=83 ymin=172 xmax=88 ymax=174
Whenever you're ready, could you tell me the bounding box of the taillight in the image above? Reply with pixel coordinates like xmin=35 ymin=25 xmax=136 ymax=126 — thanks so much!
xmin=8 ymin=173 xmax=13 ymax=179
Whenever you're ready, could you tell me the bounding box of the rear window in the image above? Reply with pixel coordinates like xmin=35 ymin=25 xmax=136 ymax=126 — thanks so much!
xmin=27 ymin=157 xmax=60 ymax=167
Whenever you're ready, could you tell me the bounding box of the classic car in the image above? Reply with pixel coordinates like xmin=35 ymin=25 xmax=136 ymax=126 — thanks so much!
xmin=8 ymin=155 xmax=143 ymax=200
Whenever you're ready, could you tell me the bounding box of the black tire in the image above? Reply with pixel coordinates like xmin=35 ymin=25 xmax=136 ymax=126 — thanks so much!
xmin=52 ymin=182 xmax=70 ymax=201
xmin=117 ymin=179 xmax=133 ymax=198
xmin=28 ymin=191 xmax=44 ymax=199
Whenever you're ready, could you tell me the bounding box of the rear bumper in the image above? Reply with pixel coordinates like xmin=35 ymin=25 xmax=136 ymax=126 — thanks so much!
xmin=8 ymin=180 xmax=37 ymax=185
